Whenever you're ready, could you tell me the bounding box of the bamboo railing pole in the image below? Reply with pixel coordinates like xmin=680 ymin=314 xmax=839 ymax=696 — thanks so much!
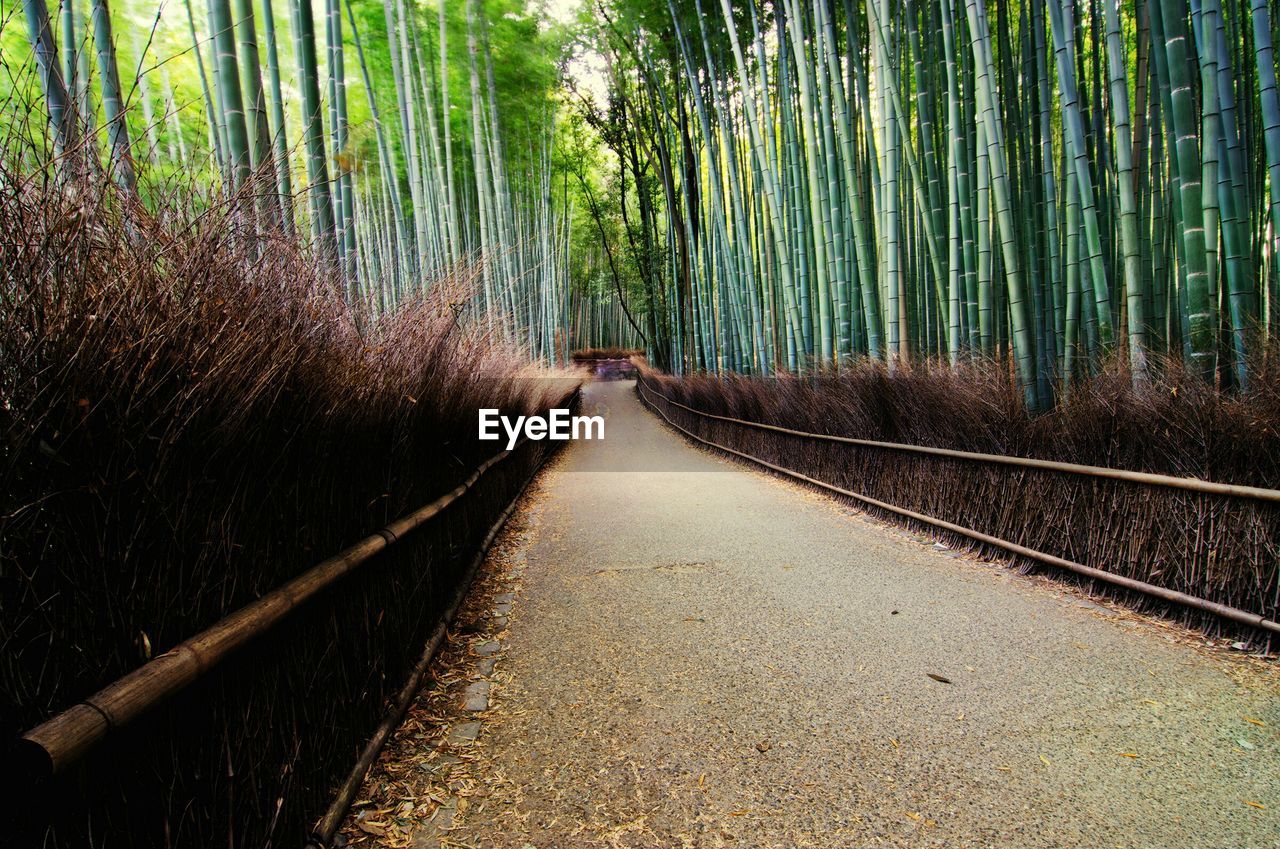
xmin=17 ymin=535 xmax=387 ymax=778
xmin=306 ymin=457 xmax=544 ymax=847
xmin=636 ymin=379 xmax=1280 ymax=503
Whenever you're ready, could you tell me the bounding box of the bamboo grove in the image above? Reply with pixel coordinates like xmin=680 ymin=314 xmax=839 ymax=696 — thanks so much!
xmin=10 ymin=0 xmax=1280 ymax=406
xmin=579 ymin=0 xmax=1280 ymax=406
xmin=9 ymin=0 xmax=573 ymax=362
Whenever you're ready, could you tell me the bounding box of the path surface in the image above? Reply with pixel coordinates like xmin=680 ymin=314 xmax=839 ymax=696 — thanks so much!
xmin=353 ymin=379 xmax=1278 ymax=849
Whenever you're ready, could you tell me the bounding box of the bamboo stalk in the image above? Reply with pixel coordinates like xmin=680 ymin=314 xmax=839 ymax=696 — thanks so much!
xmin=89 ymin=0 xmax=136 ymax=190
xmin=22 ymin=0 xmax=80 ymax=161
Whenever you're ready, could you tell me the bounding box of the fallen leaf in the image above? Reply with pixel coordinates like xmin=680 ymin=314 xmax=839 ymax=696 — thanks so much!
xmin=904 ymin=812 xmax=922 ymax=821
xmin=995 ymin=765 xmax=1012 ymax=772
xmin=1115 ymin=752 xmax=1139 ymax=758
xmin=728 ymin=808 xmax=752 ymax=816
xmin=890 ymin=738 xmax=900 ymax=749
xmin=357 ymin=822 xmax=387 ymax=836
xmin=1243 ymin=801 xmax=1266 ymax=810
xmin=1039 ymin=755 xmax=1052 ymax=767
xmin=755 ymin=740 xmax=772 ymax=752
xmin=926 ymin=673 xmax=953 ymax=684
xmin=1244 ymin=717 xmax=1266 ymax=727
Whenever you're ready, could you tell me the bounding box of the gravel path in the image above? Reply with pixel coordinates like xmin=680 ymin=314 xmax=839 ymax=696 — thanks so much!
xmin=359 ymin=379 xmax=1278 ymax=849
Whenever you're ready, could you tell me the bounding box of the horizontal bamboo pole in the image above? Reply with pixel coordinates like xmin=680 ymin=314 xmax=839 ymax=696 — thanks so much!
xmin=306 ymin=457 xmax=543 ymax=848
xmin=638 ymin=381 xmax=1280 ymax=636
xmin=16 ymin=388 xmax=579 ymax=780
xmin=638 ymin=379 xmax=1280 ymax=503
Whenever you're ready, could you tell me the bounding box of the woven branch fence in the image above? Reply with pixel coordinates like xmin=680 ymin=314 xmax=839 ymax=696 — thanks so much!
xmin=4 ymin=423 xmax=571 ymax=847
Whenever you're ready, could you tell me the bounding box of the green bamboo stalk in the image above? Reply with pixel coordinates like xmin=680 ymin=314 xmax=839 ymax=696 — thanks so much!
xmin=24 ymin=0 xmax=80 ymax=161
xmin=391 ymin=0 xmax=426 ymax=268
xmin=261 ymin=0 xmax=295 ymax=234
xmin=60 ymin=0 xmax=76 ymax=112
xmin=965 ymin=0 xmax=1037 ymax=406
xmin=712 ymin=0 xmax=805 ymax=367
xmin=183 ymin=0 xmax=226 ymax=172
xmin=780 ymin=0 xmax=834 ymax=363
xmin=1064 ymin=169 xmax=1082 ymax=389
xmin=90 ymin=0 xmax=136 ymax=190
xmin=821 ymin=0 xmax=881 ymax=357
xmin=439 ymin=0 xmax=459 ymax=260
xmin=1250 ymin=0 xmax=1280 ymax=336
xmin=325 ymin=0 xmax=356 ymax=288
xmin=1205 ymin=4 xmax=1250 ymax=385
xmin=1047 ymin=0 xmax=1114 ymax=350
xmin=868 ymin=0 xmax=947 ymax=338
xmin=1102 ymin=0 xmax=1147 ymax=380
xmin=1196 ymin=0 xmax=1222 ymax=374
xmin=1033 ymin=0 xmax=1062 ymax=382
xmin=975 ymin=115 xmax=992 ymax=352
xmin=289 ymin=0 xmax=336 ymax=255
xmin=208 ymin=0 xmax=250 ymax=189
xmin=942 ymin=0 xmax=963 ymax=364
xmin=1160 ymin=0 xmax=1214 ymax=377
xmin=874 ymin=0 xmax=904 ymax=363
xmin=233 ymin=0 xmax=280 ymax=222
xmin=343 ymin=0 xmax=403 ymax=264
xmin=466 ymin=0 xmax=496 ymax=321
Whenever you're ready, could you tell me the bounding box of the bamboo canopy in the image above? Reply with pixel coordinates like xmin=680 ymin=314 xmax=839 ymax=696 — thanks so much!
xmin=16 ymin=0 xmax=1280 ymax=390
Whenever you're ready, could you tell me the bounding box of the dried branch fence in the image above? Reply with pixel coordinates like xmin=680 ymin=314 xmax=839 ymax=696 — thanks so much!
xmin=6 ymin=389 xmax=577 ymax=846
